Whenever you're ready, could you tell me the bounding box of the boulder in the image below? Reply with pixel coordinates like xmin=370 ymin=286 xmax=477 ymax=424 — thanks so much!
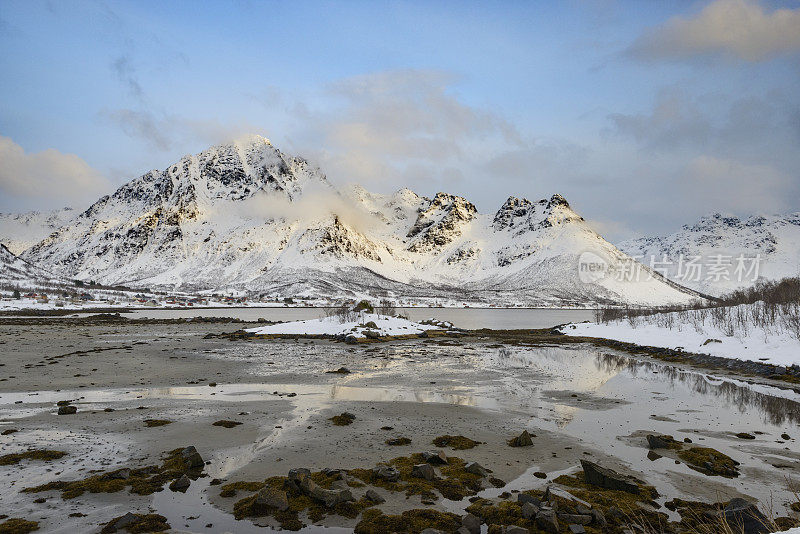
xmin=569 ymin=525 xmax=587 ymax=534
xmin=181 ymin=446 xmax=204 ymax=468
xmin=103 ymin=468 xmax=131 ymax=480
xmin=721 ymin=498 xmax=769 ymax=534
xmin=420 ymin=530 xmax=447 ymax=534
xmin=412 ymin=463 xmax=435 ymax=481
xmin=308 ymin=481 xmax=354 ymax=508
xmin=591 ymin=509 xmax=607 ymax=526
xmin=505 ymin=527 xmax=529 ymax=534
xmin=365 ymin=489 xmax=385 ymax=504
xmin=169 ymin=474 xmax=191 ymax=491
xmin=464 ymin=462 xmax=488 ymax=477
xmin=580 ymin=460 xmax=640 ymax=494
xmin=372 ymin=465 xmax=400 ymax=482
xmin=109 ymin=512 xmax=139 ymax=531
xmin=508 ymin=430 xmax=533 ymax=447
xmin=521 ymin=502 xmax=539 ymax=519
xmin=364 ymin=330 xmax=381 ymax=339
xmin=518 ymin=493 xmax=541 ymax=507
xmin=646 ymin=434 xmax=675 ymax=449
xmin=461 ymin=512 xmax=481 ymax=534
xmin=422 ymin=450 xmax=448 ymax=465
xmin=535 ymin=509 xmax=559 ymax=533
xmin=58 ymin=405 xmax=77 ymax=415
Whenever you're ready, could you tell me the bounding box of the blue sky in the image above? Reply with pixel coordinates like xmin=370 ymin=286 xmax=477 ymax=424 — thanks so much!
xmin=1 ymin=0 xmax=798 ymax=240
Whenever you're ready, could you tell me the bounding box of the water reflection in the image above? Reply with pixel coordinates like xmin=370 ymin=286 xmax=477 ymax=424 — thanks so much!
xmin=593 ymin=352 xmax=800 ymax=426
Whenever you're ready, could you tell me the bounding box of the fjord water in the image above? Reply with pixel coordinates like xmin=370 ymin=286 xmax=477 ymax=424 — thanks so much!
xmin=124 ymin=307 xmax=596 ymax=329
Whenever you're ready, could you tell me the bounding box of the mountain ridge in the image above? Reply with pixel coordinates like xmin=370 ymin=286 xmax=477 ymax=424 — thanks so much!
xmin=5 ymin=135 xmax=701 ymax=306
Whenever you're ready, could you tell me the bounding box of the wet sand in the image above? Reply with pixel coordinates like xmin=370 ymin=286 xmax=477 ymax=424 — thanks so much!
xmin=1 ymin=320 xmax=798 ymax=532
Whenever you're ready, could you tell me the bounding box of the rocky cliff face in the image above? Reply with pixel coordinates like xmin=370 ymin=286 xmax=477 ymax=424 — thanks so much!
xmin=8 ymin=135 xmax=701 ymax=305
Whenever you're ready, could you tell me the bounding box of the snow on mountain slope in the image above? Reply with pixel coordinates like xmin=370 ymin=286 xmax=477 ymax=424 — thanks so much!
xmin=0 ymin=243 xmax=63 ymax=287
xmin=618 ymin=213 xmax=800 ymax=296
xmin=18 ymin=135 xmax=701 ymax=306
xmin=0 ymin=208 xmax=77 ymax=255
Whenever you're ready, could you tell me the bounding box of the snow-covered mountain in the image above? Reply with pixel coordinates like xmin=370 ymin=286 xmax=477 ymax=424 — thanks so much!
xmin=0 ymin=243 xmax=64 ymax=288
xmin=0 ymin=208 xmax=77 ymax=255
xmin=618 ymin=213 xmax=800 ymax=296
xmin=7 ymin=135 xmax=702 ymax=306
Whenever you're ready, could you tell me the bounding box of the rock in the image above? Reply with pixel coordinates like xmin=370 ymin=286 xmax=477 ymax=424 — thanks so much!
xmin=558 ymin=513 xmax=592 ymax=525
xmin=364 ymin=330 xmax=381 ymax=339
xmin=580 ymin=460 xmax=640 ymax=494
xmin=721 ymin=498 xmax=769 ymax=534
xmin=464 ymin=462 xmax=488 ymax=476
xmin=508 ymin=430 xmax=533 ymax=447
xmin=372 ymin=465 xmax=400 ymax=482
xmin=646 ymin=434 xmax=675 ymax=449
xmin=412 ymin=463 xmax=435 ymax=481
xmin=647 ymin=451 xmax=662 ymax=461
xmin=288 ymin=468 xmax=312 ymax=490
xmin=533 ymin=471 xmax=547 ymax=479
xmin=505 ymin=526 xmax=529 ymax=534
xmin=209 ymin=478 xmax=222 ymax=485
xmin=422 ymin=450 xmax=448 ymax=465
xmin=591 ymin=508 xmax=607 ymax=526
xmin=109 ymin=512 xmax=139 ymax=531
xmin=521 ymin=502 xmax=539 ymax=519
xmin=569 ymin=525 xmax=586 ymax=534
xmin=181 ymin=446 xmax=204 ymax=468
xmin=684 ymin=437 xmax=692 ymax=443
xmin=364 ymin=321 xmax=378 ymax=328
xmin=518 ymin=493 xmax=541 ymax=507
xmin=169 ymin=474 xmax=191 ymax=491
xmin=365 ymin=489 xmax=385 ymax=503
xmin=461 ymin=512 xmax=481 ymax=534
xmin=58 ymin=405 xmax=77 ymax=415
xmin=781 ymin=433 xmax=791 ymax=440
xmin=736 ymin=432 xmax=756 ymax=439
xmin=327 ymin=367 xmax=351 ymax=374
xmin=536 ymin=509 xmax=559 ymax=533
xmin=420 ymin=530 xmax=447 ymax=534
xmin=254 ymin=487 xmax=289 ymax=512
xmin=457 ymin=528 xmax=471 ymax=534
xmin=308 ymin=481 xmax=354 ymax=507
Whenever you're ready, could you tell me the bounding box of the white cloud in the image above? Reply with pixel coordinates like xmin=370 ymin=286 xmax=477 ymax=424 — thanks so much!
xmin=681 ymin=155 xmax=791 ymax=213
xmin=285 ymin=70 xmax=525 ymax=193
xmin=0 ymin=136 xmax=111 ymax=210
xmin=629 ymin=0 xmax=800 ymax=62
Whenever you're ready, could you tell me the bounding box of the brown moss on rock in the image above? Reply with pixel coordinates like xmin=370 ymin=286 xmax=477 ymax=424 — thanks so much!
xmin=385 ymin=437 xmax=412 ymax=446
xmin=231 ymin=475 xmax=375 ymax=531
xmin=677 ymin=447 xmax=740 ymax=478
xmin=353 ymin=508 xmax=461 ymax=534
xmin=330 ymin=412 xmax=356 ymax=426
xmin=219 ymin=481 xmax=266 ymax=498
xmin=0 ymin=450 xmax=66 ymax=466
xmin=143 ymin=419 xmax=171 ymax=428
xmin=212 ymin=420 xmax=243 ymax=428
xmin=0 ymin=518 xmax=39 ymax=534
xmin=100 ymin=513 xmax=170 ymax=533
xmin=432 ymin=435 xmax=480 ymax=450
xmin=22 ymin=448 xmax=202 ymax=499
xmin=347 ymin=454 xmax=482 ymax=501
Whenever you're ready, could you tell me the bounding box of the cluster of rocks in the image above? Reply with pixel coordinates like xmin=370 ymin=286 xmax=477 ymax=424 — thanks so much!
xmin=286 ymin=468 xmax=355 ymax=508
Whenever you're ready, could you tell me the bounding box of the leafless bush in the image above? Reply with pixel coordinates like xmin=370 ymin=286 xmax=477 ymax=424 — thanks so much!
xmin=377 ymin=299 xmax=397 ymax=317
xmin=325 ymin=302 xmax=358 ymax=323
xmin=594 ymin=276 xmax=800 ymax=341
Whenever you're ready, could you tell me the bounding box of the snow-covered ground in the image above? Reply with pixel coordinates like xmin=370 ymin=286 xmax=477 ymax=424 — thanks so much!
xmin=244 ymin=312 xmax=451 ymax=338
xmin=560 ymin=303 xmax=800 ymax=367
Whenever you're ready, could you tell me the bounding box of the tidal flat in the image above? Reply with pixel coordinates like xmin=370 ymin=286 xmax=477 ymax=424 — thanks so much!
xmin=0 ymin=318 xmax=798 ymax=533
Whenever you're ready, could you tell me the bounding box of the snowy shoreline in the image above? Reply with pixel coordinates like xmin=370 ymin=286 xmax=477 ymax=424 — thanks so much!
xmin=560 ymin=303 xmax=800 ymax=367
